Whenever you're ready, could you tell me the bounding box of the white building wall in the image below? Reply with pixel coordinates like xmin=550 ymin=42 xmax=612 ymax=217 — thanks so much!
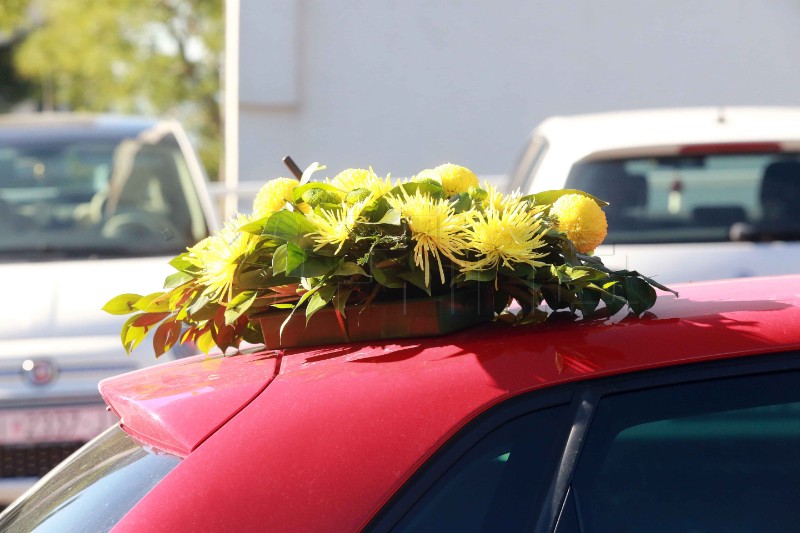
xmin=230 ymin=0 xmax=800 ymax=189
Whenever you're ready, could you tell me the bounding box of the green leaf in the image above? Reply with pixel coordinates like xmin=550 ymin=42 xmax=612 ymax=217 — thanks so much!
xmin=122 ymin=315 xmax=153 ymax=354
xmin=623 ymin=276 xmax=658 ymax=315
xmin=632 ymin=272 xmax=679 ymax=297
xmin=526 ymin=189 xmax=609 ymax=207
xmin=361 ymin=196 xmax=392 ymax=221
xmin=224 ymin=290 xmax=258 ymax=325
xmin=334 ymin=261 xmax=368 ymax=277
xmin=448 ymin=192 xmax=472 ymax=213
xmin=262 ymin=210 xmax=317 ymax=246
xmin=168 ymin=255 xmax=194 ymax=273
xmin=133 ymin=292 xmax=170 ymax=313
xmin=501 ymin=262 xmax=535 ymax=279
xmin=287 ymin=255 xmax=339 ymax=278
xmin=600 ymin=288 xmax=627 ymax=315
xmin=285 ymin=242 xmax=308 ymax=275
xmin=163 ymin=271 xmax=195 ymax=290
xmin=306 ymin=284 xmax=336 ymax=323
xmin=237 ymin=268 xmax=293 ymax=290
xmin=120 ymin=314 xmax=140 ymax=354
xmin=102 ymin=293 xmax=143 ymax=315
xmin=541 ymin=283 xmax=574 ymax=310
xmin=396 ymin=268 xmax=431 ymax=294
xmin=187 ymin=293 xmax=213 ymax=317
xmin=387 ymin=180 xmax=446 ymax=200
xmin=272 ymin=244 xmax=288 ymax=275
xmin=292 ymin=181 xmax=342 ymax=203
xmin=376 ymin=208 xmax=401 ymax=225
xmin=371 ymin=263 xmax=405 ymax=288
xmin=464 ymin=269 xmax=497 ymax=282
xmin=196 ymin=330 xmax=216 ymax=354
xmin=278 ymin=286 xmax=318 ymax=341
xmin=577 ymin=288 xmax=601 ymax=317
xmin=238 ymin=216 xmax=269 ymax=235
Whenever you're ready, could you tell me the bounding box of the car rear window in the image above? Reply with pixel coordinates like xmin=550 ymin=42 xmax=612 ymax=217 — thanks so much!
xmin=566 ymin=153 xmax=800 ymax=244
xmin=0 ymin=425 xmax=180 ymax=533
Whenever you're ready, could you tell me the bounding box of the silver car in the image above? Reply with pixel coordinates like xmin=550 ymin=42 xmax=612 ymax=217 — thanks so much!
xmin=0 ymin=113 xmax=218 ymax=503
xmin=510 ymin=107 xmax=800 ymax=283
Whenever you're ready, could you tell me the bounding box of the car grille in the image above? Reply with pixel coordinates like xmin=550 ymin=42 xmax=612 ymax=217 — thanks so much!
xmin=0 ymin=442 xmax=83 ymax=478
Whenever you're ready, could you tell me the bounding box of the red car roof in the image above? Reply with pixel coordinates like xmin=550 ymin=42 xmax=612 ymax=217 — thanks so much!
xmin=102 ymin=275 xmax=800 ymax=532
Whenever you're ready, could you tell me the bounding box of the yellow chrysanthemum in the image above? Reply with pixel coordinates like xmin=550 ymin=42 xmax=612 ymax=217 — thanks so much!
xmin=329 ymin=167 xmax=393 ymax=197
xmin=188 ymin=213 xmax=258 ymax=301
xmin=252 ymin=177 xmax=299 ymax=218
xmin=484 ymin=181 xmax=523 ymax=212
xmin=307 ymin=201 xmax=366 ymax=253
xmin=388 ymin=190 xmax=469 ymax=286
xmin=434 ymin=163 xmax=479 ymax=197
xmin=462 ymin=203 xmax=548 ymax=272
xmin=551 ymin=194 xmax=608 ymax=253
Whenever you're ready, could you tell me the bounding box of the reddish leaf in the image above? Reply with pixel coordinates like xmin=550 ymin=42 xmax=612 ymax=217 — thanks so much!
xmin=153 ymin=319 xmax=182 ymax=358
xmin=132 ymin=312 xmax=171 ymax=327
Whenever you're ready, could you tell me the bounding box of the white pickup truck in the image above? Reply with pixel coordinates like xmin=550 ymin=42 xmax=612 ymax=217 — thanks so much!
xmin=509 ymin=107 xmax=800 ymax=284
xmin=0 ymin=113 xmax=218 ymax=503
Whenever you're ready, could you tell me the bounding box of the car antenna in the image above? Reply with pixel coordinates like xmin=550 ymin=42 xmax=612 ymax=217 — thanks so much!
xmin=717 ymin=106 xmax=726 ymax=124
xmin=283 ymin=155 xmax=303 ymax=180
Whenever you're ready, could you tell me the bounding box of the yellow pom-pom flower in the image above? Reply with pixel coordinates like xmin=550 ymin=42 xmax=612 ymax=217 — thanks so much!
xmin=551 ymin=194 xmax=608 ymax=253
xmin=388 ymin=189 xmax=469 ymax=286
xmin=187 ymin=213 xmax=258 ymax=301
xmin=252 ymin=177 xmax=299 ymax=218
xmin=462 ymin=203 xmax=548 ymax=272
xmin=434 ymin=163 xmax=479 ymax=197
xmin=329 ymin=167 xmax=393 ymax=197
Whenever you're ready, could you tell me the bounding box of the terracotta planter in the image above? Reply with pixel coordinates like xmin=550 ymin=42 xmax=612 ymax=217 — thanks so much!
xmin=258 ymin=284 xmax=494 ymax=349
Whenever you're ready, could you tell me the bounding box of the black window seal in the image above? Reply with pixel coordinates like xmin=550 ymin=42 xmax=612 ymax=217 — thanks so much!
xmin=531 ymin=389 xmax=598 ymax=533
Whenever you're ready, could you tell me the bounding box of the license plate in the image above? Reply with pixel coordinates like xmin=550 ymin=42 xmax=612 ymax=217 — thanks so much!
xmin=0 ymin=405 xmax=119 ymax=446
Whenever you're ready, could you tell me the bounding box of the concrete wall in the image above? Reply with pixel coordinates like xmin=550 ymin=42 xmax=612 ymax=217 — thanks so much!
xmin=231 ymin=0 xmax=800 ymax=186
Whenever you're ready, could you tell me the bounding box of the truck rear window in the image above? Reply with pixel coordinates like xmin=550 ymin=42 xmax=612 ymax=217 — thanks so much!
xmin=566 ymin=153 xmax=800 ymax=244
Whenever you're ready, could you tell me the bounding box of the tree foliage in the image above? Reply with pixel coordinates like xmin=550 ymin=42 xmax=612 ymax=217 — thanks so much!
xmin=4 ymin=0 xmax=223 ymax=178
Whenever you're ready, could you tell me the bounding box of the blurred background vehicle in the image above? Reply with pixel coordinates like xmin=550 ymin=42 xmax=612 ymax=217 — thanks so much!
xmin=0 ymin=113 xmax=217 ymax=504
xmin=509 ymin=107 xmax=800 ymax=284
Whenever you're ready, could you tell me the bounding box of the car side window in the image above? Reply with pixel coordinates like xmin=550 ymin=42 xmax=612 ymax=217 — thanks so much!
xmin=389 ymin=403 xmax=570 ymax=533
xmin=569 ymin=369 xmax=800 ymax=532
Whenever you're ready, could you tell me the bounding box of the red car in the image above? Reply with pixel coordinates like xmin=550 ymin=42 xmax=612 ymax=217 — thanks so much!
xmin=1 ymin=275 xmax=800 ymax=532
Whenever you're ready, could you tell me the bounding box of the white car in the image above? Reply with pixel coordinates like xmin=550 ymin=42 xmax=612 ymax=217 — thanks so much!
xmin=509 ymin=107 xmax=800 ymax=284
xmin=0 ymin=113 xmax=218 ymax=503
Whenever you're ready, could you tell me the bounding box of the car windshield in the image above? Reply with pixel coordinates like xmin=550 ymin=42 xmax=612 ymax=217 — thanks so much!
xmin=0 ymin=127 xmax=209 ymax=260
xmin=566 ymin=152 xmax=800 ymax=244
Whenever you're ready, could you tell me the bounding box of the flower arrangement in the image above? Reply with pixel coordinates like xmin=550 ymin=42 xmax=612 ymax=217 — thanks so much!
xmin=103 ymin=160 xmax=675 ymax=356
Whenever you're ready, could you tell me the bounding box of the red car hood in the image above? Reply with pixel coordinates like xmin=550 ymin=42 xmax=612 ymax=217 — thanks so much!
xmin=99 ymin=350 xmax=280 ymax=457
